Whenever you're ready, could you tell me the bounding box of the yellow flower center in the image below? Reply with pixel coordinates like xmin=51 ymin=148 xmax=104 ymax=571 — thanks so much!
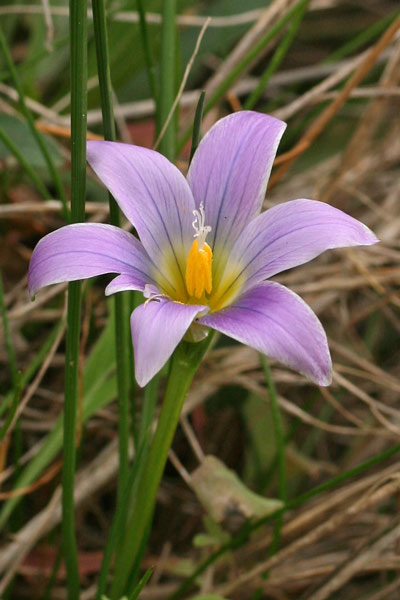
xmin=184 ymin=202 xmax=213 ymax=300
xmin=152 ymin=202 xmax=244 ymax=311
xmin=185 ymin=238 xmax=212 ymax=299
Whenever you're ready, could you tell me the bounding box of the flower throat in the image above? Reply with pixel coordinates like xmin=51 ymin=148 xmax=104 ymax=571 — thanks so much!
xmin=185 ymin=202 xmax=213 ymax=299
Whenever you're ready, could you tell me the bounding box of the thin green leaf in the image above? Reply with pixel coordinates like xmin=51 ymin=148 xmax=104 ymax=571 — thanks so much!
xmin=157 ymin=0 xmax=177 ymax=159
xmin=0 ymin=371 xmax=21 ymax=442
xmin=62 ymin=0 xmax=88 ymax=595
xmin=137 ymin=0 xmax=158 ymax=105
xmin=189 ymin=90 xmax=206 ymax=164
xmin=0 ymin=125 xmax=51 ymax=200
xmin=92 ymin=0 xmax=132 ymax=502
xmin=0 ymin=310 xmax=117 ymax=532
xmin=0 ymin=26 xmax=69 ymax=219
xmin=244 ymin=0 xmax=310 ymax=110
xmin=128 ymin=568 xmax=153 ymax=600
xmin=178 ymin=0 xmax=309 ymax=152
xmin=0 ymin=272 xmax=18 ymax=387
xmin=259 ymin=355 xmax=286 ymax=554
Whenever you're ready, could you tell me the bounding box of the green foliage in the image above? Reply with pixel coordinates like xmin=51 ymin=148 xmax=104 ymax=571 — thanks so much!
xmin=0 ymin=113 xmax=63 ymax=169
xmin=1 ymin=3 xmax=399 ymax=599
xmin=0 ymin=304 xmax=118 ymax=531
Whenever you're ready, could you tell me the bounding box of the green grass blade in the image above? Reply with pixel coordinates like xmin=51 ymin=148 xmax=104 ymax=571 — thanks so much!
xmin=0 ymin=26 xmax=69 ymax=220
xmin=0 ymin=310 xmax=117 ymax=532
xmin=0 ymin=127 xmax=51 ymax=200
xmin=110 ymin=335 xmax=214 ymax=599
xmin=259 ymin=355 xmax=286 ymax=553
xmin=0 ymin=372 xmax=21 ymax=442
xmin=96 ymin=438 xmax=148 ymax=599
xmin=178 ymin=0 xmax=309 ymax=152
xmin=325 ymin=8 xmax=400 ymax=63
xmin=92 ymin=0 xmax=132 ymax=501
xmin=244 ymin=0 xmax=309 ymax=110
xmin=0 ymin=320 xmax=64 ymax=420
xmin=137 ymin=0 xmax=158 ymax=105
xmin=128 ymin=567 xmax=153 ymax=600
xmin=97 ymin=372 xmax=159 ymax=598
xmin=189 ymin=90 xmax=205 ymax=164
xmin=0 ymin=272 xmax=18 ymax=387
xmin=157 ymin=0 xmax=177 ymax=160
xmin=62 ymin=0 xmax=88 ymax=596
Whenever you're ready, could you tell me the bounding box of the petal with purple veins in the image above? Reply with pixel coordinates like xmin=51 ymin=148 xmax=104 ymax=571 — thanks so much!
xmin=28 ymin=223 xmax=153 ymax=298
xmin=87 ymin=141 xmax=195 ymax=295
xmin=221 ymin=199 xmax=379 ymax=294
xmin=187 ymin=111 xmax=286 ymax=262
xmin=131 ymin=299 xmax=208 ymax=387
xmin=199 ymin=281 xmax=332 ymax=386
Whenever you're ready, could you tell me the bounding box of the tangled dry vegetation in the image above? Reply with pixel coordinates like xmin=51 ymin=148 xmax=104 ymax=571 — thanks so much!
xmin=1 ymin=1 xmax=400 ymax=598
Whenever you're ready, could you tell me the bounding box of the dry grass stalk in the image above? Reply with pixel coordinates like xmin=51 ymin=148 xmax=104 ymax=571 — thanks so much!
xmin=216 ymin=478 xmax=400 ymax=596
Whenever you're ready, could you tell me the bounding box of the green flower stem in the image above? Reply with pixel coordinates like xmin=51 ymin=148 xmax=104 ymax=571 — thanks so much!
xmin=96 ymin=373 xmax=159 ymax=600
xmin=158 ymin=0 xmax=176 ymax=160
xmin=0 ymin=26 xmax=68 ymax=220
xmin=110 ymin=333 xmax=215 ymax=599
xmin=62 ymin=0 xmax=88 ymax=597
xmin=259 ymin=355 xmax=286 ymax=553
xmin=244 ymin=0 xmax=309 ymax=110
xmin=137 ymin=374 xmax=160 ymax=449
xmin=92 ymin=0 xmax=131 ymax=499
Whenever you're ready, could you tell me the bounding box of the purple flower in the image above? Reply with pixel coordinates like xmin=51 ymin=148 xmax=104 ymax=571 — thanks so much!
xmin=28 ymin=112 xmax=378 ymax=387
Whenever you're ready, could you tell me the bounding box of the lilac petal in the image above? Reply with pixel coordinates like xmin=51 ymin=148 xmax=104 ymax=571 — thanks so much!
xmin=28 ymin=223 xmax=153 ymax=298
xmin=131 ymin=299 xmax=208 ymax=387
xmin=224 ymin=199 xmax=379 ymax=293
xmin=199 ymin=281 xmax=332 ymax=386
xmin=187 ymin=111 xmax=286 ymax=256
xmin=87 ymin=141 xmax=195 ymax=282
xmin=105 ymin=274 xmax=151 ymax=296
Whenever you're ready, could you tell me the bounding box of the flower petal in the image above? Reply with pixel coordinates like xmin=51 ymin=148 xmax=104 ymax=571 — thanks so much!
xmin=199 ymin=281 xmax=332 ymax=386
xmin=223 ymin=199 xmax=379 ymax=293
xmin=131 ymin=299 xmax=208 ymax=387
xmin=187 ymin=111 xmax=286 ymax=256
xmin=28 ymin=223 xmax=153 ymax=298
xmin=87 ymin=141 xmax=195 ymax=292
xmin=105 ymin=274 xmax=151 ymax=296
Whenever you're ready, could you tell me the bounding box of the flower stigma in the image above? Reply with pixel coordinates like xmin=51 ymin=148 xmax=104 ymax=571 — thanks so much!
xmin=185 ymin=202 xmax=213 ymax=299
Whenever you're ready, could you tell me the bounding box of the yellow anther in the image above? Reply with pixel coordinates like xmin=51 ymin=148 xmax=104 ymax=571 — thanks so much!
xmin=185 ymin=238 xmax=212 ymax=299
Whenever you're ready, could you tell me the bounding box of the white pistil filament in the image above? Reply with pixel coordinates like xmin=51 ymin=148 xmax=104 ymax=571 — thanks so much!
xmin=192 ymin=202 xmax=211 ymax=248
xmin=185 ymin=202 xmax=213 ymax=299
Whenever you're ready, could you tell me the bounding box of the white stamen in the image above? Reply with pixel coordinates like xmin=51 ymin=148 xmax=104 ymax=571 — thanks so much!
xmin=143 ymin=283 xmax=167 ymax=305
xmin=192 ymin=201 xmax=211 ymax=248
xmin=144 ymin=293 xmax=167 ymax=306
